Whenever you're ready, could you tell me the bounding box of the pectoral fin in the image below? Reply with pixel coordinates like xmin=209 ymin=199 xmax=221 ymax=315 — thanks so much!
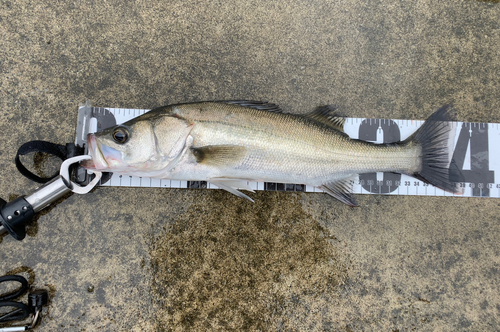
xmin=209 ymin=178 xmax=255 ymax=202
xmin=191 ymin=145 xmax=247 ymax=167
xmin=319 ymin=176 xmax=358 ymax=206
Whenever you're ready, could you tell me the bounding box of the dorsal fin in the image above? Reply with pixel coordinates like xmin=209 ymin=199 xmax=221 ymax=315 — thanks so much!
xmin=219 ymin=100 xmax=282 ymax=112
xmin=306 ymin=105 xmax=346 ymax=133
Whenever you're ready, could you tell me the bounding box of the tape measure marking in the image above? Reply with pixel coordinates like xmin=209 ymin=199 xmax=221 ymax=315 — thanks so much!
xmin=77 ymin=106 xmax=500 ymax=198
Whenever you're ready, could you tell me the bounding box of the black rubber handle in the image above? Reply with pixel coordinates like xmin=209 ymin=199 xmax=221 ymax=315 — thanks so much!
xmin=0 ymin=197 xmax=35 ymax=241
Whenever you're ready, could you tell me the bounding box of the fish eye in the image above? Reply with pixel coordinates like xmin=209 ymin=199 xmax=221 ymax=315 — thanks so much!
xmin=112 ymin=127 xmax=129 ymax=144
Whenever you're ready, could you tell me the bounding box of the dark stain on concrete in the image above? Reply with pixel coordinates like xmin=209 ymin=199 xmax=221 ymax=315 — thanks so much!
xmin=5 ymin=265 xmax=36 ymax=284
xmin=32 ymin=152 xmax=59 ymax=179
xmin=149 ymin=191 xmax=351 ymax=331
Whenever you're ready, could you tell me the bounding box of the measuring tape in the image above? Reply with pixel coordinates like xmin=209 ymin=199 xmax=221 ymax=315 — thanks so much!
xmin=76 ymin=104 xmax=500 ymax=198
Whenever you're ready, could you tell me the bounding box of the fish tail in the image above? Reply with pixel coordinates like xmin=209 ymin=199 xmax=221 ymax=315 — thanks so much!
xmin=407 ymin=104 xmax=462 ymax=194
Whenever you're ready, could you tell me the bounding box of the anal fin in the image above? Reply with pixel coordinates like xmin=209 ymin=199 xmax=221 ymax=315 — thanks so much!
xmin=319 ymin=176 xmax=358 ymax=206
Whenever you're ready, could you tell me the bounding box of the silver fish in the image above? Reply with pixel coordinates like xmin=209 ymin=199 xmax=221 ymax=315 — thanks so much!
xmin=82 ymin=101 xmax=461 ymax=205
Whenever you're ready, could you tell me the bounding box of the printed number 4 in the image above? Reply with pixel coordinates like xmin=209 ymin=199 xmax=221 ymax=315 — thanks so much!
xmin=358 ymin=120 xmax=494 ymax=197
xmin=449 ymin=123 xmax=494 ymax=197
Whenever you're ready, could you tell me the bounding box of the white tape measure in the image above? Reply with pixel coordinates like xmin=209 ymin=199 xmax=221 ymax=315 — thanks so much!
xmin=76 ymin=104 xmax=500 ymax=198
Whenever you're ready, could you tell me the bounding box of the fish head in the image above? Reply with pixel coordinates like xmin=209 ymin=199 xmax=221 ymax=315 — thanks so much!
xmin=81 ymin=114 xmax=192 ymax=175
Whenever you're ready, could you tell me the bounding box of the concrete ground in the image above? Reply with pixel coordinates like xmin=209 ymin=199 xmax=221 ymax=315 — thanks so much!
xmin=1 ymin=0 xmax=499 ymax=331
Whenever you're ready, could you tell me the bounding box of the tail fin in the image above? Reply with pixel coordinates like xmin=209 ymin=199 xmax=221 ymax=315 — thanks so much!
xmin=409 ymin=105 xmax=463 ymax=194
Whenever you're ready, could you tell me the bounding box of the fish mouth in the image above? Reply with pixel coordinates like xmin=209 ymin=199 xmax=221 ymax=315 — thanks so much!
xmin=80 ymin=134 xmax=109 ymax=170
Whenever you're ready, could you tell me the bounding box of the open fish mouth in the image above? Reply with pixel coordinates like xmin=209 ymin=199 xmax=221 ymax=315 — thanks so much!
xmin=80 ymin=134 xmax=109 ymax=170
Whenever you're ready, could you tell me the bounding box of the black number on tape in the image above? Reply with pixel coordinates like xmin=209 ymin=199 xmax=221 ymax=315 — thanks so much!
xmin=449 ymin=123 xmax=494 ymax=197
xmin=358 ymin=119 xmax=402 ymax=193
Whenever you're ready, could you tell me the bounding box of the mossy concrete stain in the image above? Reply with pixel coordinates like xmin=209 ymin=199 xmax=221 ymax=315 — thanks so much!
xmin=149 ymin=191 xmax=350 ymax=331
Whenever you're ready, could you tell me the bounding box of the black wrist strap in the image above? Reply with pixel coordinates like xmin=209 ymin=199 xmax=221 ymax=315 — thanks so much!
xmin=15 ymin=141 xmax=84 ymax=183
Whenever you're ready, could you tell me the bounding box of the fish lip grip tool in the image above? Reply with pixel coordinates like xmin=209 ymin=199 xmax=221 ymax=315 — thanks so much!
xmin=0 ymin=156 xmax=102 ymax=241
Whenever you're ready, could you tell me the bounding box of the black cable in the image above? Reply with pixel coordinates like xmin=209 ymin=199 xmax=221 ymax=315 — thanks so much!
xmin=0 ymin=275 xmax=28 ymax=302
xmin=0 ymin=301 xmax=31 ymax=322
xmin=0 ymin=275 xmax=32 ymax=323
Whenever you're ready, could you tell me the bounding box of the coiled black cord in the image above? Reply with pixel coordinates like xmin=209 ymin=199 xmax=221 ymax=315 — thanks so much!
xmin=0 ymin=275 xmax=31 ymax=323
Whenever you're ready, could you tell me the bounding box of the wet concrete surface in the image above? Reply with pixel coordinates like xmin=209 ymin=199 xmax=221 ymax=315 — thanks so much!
xmin=1 ymin=0 xmax=499 ymax=331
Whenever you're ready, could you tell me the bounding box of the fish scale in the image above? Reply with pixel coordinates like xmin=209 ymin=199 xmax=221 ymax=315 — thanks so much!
xmin=175 ymin=103 xmax=420 ymax=184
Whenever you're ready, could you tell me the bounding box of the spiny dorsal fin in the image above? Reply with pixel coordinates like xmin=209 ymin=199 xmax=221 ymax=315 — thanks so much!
xmin=191 ymin=145 xmax=247 ymax=167
xmin=319 ymin=176 xmax=358 ymax=206
xmin=220 ymin=100 xmax=282 ymax=112
xmin=306 ymin=105 xmax=346 ymax=133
